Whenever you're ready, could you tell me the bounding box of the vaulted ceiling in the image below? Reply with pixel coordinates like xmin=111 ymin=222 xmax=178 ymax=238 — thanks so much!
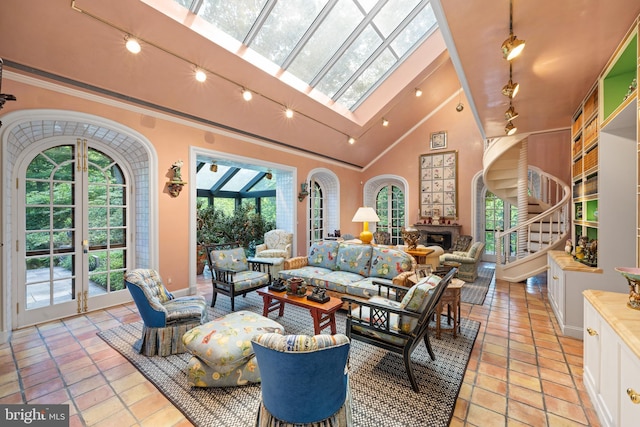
xmin=1 ymin=0 xmax=639 ymax=168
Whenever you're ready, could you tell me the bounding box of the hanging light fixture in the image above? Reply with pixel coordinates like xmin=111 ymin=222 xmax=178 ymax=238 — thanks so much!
xmin=505 ymin=121 xmax=517 ymax=135
xmin=504 ymin=102 xmax=519 ymax=121
xmin=501 ymin=0 xmax=525 ymax=61
xmin=455 ymin=88 xmax=464 ymax=112
xmin=502 ymin=63 xmax=520 ymax=98
xmin=124 ymin=35 xmax=141 ymax=54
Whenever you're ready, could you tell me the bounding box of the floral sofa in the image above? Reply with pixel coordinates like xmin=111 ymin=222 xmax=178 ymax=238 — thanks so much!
xmin=278 ymin=241 xmax=416 ymax=300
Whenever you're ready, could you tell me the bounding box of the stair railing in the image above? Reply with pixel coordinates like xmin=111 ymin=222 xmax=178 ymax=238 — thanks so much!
xmin=495 ymin=168 xmax=570 ymax=266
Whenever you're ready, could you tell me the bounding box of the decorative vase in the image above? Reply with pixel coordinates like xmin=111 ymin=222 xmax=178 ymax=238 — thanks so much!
xmin=615 ymin=267 xmax=640 ymax=310
xmin=401 ymin=228 xmax=421 ymax=251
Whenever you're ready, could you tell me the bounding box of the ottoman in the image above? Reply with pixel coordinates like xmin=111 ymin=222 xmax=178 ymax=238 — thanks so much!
xmin=182 ymin=310 xmax=284 ymax=387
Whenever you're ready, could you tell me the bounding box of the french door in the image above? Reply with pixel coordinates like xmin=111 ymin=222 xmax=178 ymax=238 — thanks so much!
xmin=16 ymin=140 xmax=132 ymax=327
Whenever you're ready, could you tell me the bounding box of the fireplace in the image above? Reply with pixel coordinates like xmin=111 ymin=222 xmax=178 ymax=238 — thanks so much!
xmin=412 ymin=223 xmax=462 ymax=251
xmin=424 ymin=231 xmax=452 ymax=249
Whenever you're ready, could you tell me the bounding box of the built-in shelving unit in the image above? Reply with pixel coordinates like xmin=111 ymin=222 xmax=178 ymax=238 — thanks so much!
xmin=571 ymin=85 xmax=599 ymax=247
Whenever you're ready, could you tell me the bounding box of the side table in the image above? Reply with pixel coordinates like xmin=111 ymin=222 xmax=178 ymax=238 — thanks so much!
xmin=434 ymin=279 xmax=464 ymax=339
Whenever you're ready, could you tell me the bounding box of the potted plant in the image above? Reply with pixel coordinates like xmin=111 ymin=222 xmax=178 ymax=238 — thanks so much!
xmin=196 ymin=203 xmax=224 ymax=274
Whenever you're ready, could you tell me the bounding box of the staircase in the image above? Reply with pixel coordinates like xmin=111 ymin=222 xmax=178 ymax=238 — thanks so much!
xmin=483 ymin=136 xmax=571 ymax=282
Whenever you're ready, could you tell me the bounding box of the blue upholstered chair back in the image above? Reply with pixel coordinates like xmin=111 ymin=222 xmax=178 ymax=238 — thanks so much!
xmin=125 ymin=269 xmax=172 ymax=328
xmin=252 ymin=335 xmax=350 ymax=424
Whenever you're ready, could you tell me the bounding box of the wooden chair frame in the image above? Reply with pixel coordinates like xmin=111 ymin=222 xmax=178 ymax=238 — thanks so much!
xmin=205 ymin=242 xmax=273 ymax=311
xmin=341 ymin=268 xmax=457 ymax=392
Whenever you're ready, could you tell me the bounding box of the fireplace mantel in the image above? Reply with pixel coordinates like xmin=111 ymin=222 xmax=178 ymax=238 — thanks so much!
xmin=412 ymin=223 xmax=462 ymax=250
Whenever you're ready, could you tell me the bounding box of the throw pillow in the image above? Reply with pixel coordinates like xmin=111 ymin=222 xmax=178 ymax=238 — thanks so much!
xmin=399 ymin=274 xmax=440 ymax=313
xmin=210 ymin=247 xmax=248 ymax=271
xmin=370 ymin=246 xmax=414 ymax=279
xmin=307 ymin=241 xmax=340 ymax=270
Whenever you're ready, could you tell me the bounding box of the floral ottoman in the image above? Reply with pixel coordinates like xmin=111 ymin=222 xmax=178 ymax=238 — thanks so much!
xmin=182 ymin=310 xmax=284 ymax=387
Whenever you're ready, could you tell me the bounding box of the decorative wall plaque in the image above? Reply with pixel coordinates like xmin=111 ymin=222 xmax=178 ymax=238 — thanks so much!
xmin=419 ymin=150 xmax=458 ymax=219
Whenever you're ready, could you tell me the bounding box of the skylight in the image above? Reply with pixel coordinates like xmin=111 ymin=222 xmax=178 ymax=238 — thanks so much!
xmin=172 ymin=0 xmax=437 ymax=110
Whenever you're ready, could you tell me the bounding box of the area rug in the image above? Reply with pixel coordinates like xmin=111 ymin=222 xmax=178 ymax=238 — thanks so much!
xmin=460 ymin=263 xmax=495 ymax=305
xmin=99 ymin=293 xmax=479 ymax=427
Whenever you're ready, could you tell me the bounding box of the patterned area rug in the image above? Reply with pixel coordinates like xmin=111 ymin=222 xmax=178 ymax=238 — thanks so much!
xmin=460 ymin=263 xmax=495 ymax=305
xmin=99 ymin=293 xmax=479 ymax=427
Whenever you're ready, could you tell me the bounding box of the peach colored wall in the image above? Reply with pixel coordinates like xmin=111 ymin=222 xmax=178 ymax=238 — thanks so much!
xmin=528 ymin=131 xmax=572 ymax=186
xmin=362 ymin=94 xmax=485 ymax=236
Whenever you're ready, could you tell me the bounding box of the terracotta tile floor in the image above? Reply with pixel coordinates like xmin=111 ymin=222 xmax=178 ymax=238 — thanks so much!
xmin=0 ymin=268 xmax=602 ymax=426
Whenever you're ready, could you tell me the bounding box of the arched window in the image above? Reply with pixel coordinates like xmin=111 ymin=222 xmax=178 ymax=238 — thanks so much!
xmin=375 ymin=184 xmax=405 ymax=245
xmin=309 ymin=180 xmax=324 ymax=244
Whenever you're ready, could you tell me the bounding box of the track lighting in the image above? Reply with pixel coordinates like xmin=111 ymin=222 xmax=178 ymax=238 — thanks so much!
xmin=501 ymin=34 xmax=525 ymax=61
xmin=210 ymin=162 xmax=217 ymax=172
xmin=242 ymin=89 xmax=253 ymax=101
xmin=194 ymin=68 xmax=207 ymax=82
xmin=502 ymin=79 xmax=519 ymax=99
xmin=455 ymin=88 xmax=464 ymax=112
xmin=348 ymin=136 xmax=356 ymax=145
xmin=285 ymin=108 xmax=294 ymax=118
xmin=382 ymin=118 xmax=389 ymax=127
xmin=504 ymin=103 xmax=519 ymax=121
xmin=125 ymin=35 xmax=141 ymax=54
xmin=415 ymin=88 xmax=423 ymax=97
xmin=505 ymin=121 xmax=517 ymax=135
xmin=501 ymin=0 xmax=525 ymax=61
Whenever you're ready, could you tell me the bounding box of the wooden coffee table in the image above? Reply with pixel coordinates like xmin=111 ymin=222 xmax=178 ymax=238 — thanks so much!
xmin=257 ymin=288 xmax=343 ymax=334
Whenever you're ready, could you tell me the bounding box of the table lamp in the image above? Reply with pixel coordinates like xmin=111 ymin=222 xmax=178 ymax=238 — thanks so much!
xmin=352 ymin=207 xmax=380 ymax=244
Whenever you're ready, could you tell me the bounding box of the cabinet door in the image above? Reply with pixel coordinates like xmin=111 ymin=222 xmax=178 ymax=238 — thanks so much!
xmin=583 ymin=299 xmax=601 ymax=396
xmin=599 ymin=320 xmax=618 ymax=427
xmin=620 ymin=344 xmax=640 ymax=426
xmin=549 ymin=260 xmax=565 ymax=325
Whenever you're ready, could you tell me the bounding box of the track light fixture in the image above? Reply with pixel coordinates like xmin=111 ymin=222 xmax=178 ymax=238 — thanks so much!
xmin=194 ymin=68 xmax=207 ymax=82
xmin=242 ymin=88 xmax=253 ymax=101
xmin=501 ymin=0 xmax=525 ymax=61
xmin=348 ymin=136 xmax=356 ymax=145
xmin=265 ymin=169 xmax=273 ymax=180
xmin=504 ymin=102 xmax=519 ymax=121
xmin=505 ymin=121 xmax=517 ymax=135
xmin=210 ymin=162 xmax=218 ymax=172
xmin=415 ymin=88 xmax=423 ymax=97
xmin=382 ymin=118 xmax=389 ymax=127
xmin=455 ymin=87 xmax=464 ymax=112
xmin=125 ymin=35 xmax=141 ymax=54
xmin=285 ymin=108 xmax=294 ymax=118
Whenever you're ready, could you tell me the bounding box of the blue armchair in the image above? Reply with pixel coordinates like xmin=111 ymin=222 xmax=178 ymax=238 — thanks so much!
xmin=124 ymin=269 xmax=208 ymax=356
xmin=252 ymin=333 xmax=352 ymax=426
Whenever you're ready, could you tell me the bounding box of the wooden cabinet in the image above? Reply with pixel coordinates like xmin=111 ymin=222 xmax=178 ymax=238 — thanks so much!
xmin=583 ymin=290 xmax=640 ymax=427
xmin=548 ymin=251 xmax=602 ymax=339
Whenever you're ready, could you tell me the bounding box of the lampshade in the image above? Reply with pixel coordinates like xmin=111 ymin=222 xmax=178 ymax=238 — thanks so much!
xmin=352 ymin=207 xmax=380 ymax=245
xmin=352 ymin=207 xmax=380 ymax=223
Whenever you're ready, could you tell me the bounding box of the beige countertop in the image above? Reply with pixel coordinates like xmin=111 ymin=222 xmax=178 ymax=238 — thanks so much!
xmin=583 ymin=290 xmax=640 ymax=358
xmin=549 ymin=250 xmax=603 ymax=273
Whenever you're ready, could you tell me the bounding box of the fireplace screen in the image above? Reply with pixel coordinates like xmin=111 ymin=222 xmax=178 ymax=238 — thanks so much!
xmin=419 ymin=150 xmax=458 ymax=219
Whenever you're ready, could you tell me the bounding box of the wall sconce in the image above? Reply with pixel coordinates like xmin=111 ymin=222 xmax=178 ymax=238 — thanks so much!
xmin=167 ymin=160 xmax=186 ymax=197
xmin=298 ymin=182 xmax=309 ymax=202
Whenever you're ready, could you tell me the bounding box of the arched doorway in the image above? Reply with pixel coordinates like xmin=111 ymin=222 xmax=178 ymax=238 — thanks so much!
xmin=2 ymin=110 xmax=157 ymax=329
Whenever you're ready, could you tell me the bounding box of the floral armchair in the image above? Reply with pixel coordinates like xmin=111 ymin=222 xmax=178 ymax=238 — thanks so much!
xmin=255 ymin=229 xmax=293 ymax=259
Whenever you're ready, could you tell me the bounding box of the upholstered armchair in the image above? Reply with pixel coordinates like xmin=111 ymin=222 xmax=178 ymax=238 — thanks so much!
xmin=124 ymin=269 xmax=208 ymax=356
xmin=206 ymin=242 xmax=273 ymax=311
xmin=252 ymin=333 xmax=352 ymax=426
xmin=439 ymin=241 xmax=485 ymax=282
xmin=342 ymin=268 xmax=457 ymax=392
xmin=255 ymin=229 xmax=293 ymax=259
xmin=373 ymin=230 xmax=391 ymax=245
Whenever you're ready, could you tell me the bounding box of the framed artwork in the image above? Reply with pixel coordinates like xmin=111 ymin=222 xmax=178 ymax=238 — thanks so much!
xmin=430 ymin=131 xmax=447 ymax=150
xmin=419 ymin=150 xmax=458 ymax=219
